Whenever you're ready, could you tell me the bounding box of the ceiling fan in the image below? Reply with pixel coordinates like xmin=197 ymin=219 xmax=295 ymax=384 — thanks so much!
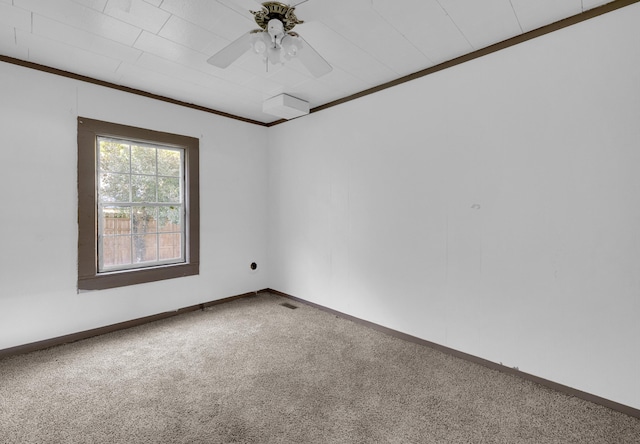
xmin=208 ymin=0 xmax=336 ymax=77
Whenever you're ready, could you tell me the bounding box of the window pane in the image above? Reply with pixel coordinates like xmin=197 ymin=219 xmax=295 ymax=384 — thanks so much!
xmin=99 ymin=140 xmax=130 ymax=173
xmin=99 ymin=173 xmax=130 ymax=202
xmin=131 ymin=145 xmax=156 ymax=175
xmin=159 ymin=233 xmax=182 ymax=261
xmin=157 ymin=148 xmax=181 ymax=177
xmin=102 ymin=207 xmax=131 ymax=235
xmin=102 ymin=236 xmax=132 ymax=268
xmin=131 ymin=175 xmax=156 ymax=202
xmin=158 ymin=206 xmax=182 ymax=232
xmin=158 ymin=177 xmax=180 ymax=202
xmin=133 ymin=234 xmax=158 ymax=263
xmin=132 ymin=207 xmax=157 ymax=234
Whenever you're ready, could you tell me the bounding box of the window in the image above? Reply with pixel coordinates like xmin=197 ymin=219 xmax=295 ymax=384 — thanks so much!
xmin=78 ymin=117 xmax=199 ymax=290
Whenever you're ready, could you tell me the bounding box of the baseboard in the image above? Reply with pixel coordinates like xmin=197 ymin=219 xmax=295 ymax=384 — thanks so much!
xmin=263 ymin=288 xmax=640 ymax=420
xmin=3 ymin=287 xmax=638 ymax=420
xmin=0 ymin=291 xmax=257 ymax=360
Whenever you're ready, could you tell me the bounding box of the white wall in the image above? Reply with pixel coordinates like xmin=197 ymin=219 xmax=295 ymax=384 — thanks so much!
xmin=0 ymin=62 xmax=269 ymax=350
xmin=268 ymin=4 xmax=640 ymax=409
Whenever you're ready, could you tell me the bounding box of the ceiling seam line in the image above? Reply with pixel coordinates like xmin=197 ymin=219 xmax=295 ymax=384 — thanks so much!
xmin=434 ymin=0 xmax=474 ymax=50
xmin=509 ymin=0 xmax=524 ymax=33
xmin=370 ymin=4 xmax=436 ymax=66
xmin=320 ymin=21 xmax=402 ymax=77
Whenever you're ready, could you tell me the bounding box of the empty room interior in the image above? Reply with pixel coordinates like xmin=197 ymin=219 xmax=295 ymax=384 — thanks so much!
xmin=1 ymin=0 xmax=639 ymax=440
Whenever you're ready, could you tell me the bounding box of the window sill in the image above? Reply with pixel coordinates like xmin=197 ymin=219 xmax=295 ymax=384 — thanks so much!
xmin=78 ymin=262 xmax=199 ymax=291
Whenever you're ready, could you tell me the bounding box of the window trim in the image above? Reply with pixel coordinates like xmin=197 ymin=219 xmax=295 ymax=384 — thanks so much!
xmin=78 ymin=117 xmax=199 ymax=290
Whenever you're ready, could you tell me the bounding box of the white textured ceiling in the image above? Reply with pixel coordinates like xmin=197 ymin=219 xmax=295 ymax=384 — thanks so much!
xmin=0 ymin=0 xmax=617 ymax=124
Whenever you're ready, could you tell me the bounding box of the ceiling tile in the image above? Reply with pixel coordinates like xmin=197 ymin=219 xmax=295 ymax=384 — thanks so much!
xmin=143 ymin=0 xmax=163 ymax=6
xmin=160 ymin=0 xmax=252 ymax=39
xmin=222 ymin=84 xmax=265 ymax=106
xmin=294 ymin=0 xmax=373 ymax=22
xmin=511 ymin=0 xmax=582 ymax=32
xmin=71 ymin=0 xmax=107 ymax=11
xmin=438 ymin=0 xmax=522 ymax=49
xmin=180 ymin=80 xmax=273 ymax=117
xmin=0 ymin=24 xmax=30 ymax=59
xmin=294 ymin=21 xmax=398 ymax=86
xmin=134 ymin=52 xmax=229 ymax=90
xmin=132 ymin=53 xmax=207 ymax=88
xmin=237 ymin=69 xmax=288 ymax=97
xmin=0 ymin=24 xmax=15 ymax=46
xmin=372 ymin=0 xmax=472 ymax=65
xmin=16 ymin=28 xmax=121 ymax=78
xmin=116 ymin=60 xmax=249 ymax=112
xmin=14 ymin=0 xmax=142 ymax=46
xmin=233 ymin=51 xmax=309 ymax=83
xmin=213 ymin=64 xmax=260 ymax=88
xmin=134 ymin=31 xmax=210 ymax=69
xmin=116 ymin=59 xmax=185 ymax=89
xmin=287 ymin=77 xmax=354 ymax=107
xmin=321 ymin=7 xmax=432 ymax=76
xmin=264 ymin=64 xmax=312 ymax=89
xmin=158 ymin=15 xmax=229 ymax=56
xmin=103 ymin=0 xmax=170 ymax=34
xmin=315 ymin=67 xmax=371 ymax=97
xmin=0 ymin=3 xmax=31 ymax=32
xmin=582 ymin=0 xmax=615 ymax=11
xmin=32 ymin=14 xmax=142 ymax=64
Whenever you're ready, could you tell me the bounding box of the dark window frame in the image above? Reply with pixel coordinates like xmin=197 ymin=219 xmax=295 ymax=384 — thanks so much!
xmin=77 ymin=117 xmax=199 ymax=290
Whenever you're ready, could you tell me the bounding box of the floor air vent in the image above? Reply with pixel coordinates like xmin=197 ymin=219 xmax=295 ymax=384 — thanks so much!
xmin=281 ymin=303 xmax=298 ymax=310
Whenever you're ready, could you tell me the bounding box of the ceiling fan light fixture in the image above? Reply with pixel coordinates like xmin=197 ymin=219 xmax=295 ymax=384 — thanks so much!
xmin=252 ymin=37 xmax=267 ymax=54
xmin=282 ymin=35 xmax=300 ymax=58
xmin=267 ymin=46 xmax=281 ymax=65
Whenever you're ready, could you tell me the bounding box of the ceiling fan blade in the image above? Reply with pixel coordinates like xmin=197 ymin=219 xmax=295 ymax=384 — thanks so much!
xmin=292 ymin=35 xmax=332 ymax=78
xmin=207 ymin=32 xmax=254 ymax=69
xmin=215 ymin=0 xmax=265 ymax=19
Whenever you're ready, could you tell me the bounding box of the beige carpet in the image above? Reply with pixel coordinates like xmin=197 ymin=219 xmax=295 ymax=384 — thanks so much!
xmin=1 ymin=292 xmax=639 ymax=443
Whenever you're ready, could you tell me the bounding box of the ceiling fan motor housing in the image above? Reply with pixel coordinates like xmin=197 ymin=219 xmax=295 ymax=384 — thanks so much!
xmin=252 ymin=2 xmax=303 ymax=32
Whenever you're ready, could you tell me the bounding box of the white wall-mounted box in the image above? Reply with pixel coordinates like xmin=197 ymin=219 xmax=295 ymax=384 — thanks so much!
xmin=263 ymin=94 xmax=309 ymax=120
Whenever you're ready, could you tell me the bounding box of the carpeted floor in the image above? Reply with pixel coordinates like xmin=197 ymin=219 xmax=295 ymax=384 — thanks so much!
xmin=1 ymin=292 xmax=639 ymax=443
